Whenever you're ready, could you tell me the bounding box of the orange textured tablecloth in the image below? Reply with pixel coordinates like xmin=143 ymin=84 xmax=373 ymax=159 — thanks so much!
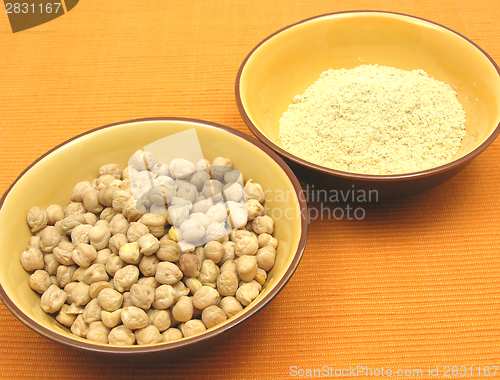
xmin=1 ymin=1 xmax=500 ymax=379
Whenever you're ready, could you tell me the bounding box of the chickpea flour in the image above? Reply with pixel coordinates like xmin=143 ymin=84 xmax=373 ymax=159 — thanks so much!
xmin=279 ymin=65 xmax=467 ymax=175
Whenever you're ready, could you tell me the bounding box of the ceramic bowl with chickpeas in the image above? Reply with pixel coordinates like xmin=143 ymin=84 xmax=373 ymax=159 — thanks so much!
xmin=0 ymin=118 xmax=308 ymax=359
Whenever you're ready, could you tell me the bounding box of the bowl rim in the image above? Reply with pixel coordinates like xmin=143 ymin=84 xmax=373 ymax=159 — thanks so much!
xmin=0 ymin=117 xmax=309 ymax=355
xmin=235 ymin=10 xmax=500 ymax=181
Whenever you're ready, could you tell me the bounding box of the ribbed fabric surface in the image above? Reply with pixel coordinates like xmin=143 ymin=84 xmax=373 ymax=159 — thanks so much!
xmin=1 ymin=1 xmax=499 ymax=379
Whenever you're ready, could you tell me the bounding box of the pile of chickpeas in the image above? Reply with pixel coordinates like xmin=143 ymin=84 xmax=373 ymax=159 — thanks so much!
xmin=21 ymin=151 xmax=278 ymax=345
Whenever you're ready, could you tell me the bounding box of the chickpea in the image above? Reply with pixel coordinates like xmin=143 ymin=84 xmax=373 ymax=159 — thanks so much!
xmin=137 ymin=234 xmax=160 ymax=256
xmin=244 ymin=179 xmax=265 ymax=203
xmin=65 ymin=202 xmax=86 ymax=217
xmin=219 ymin=259 xmax=237 ymax=274
xmin=153 ymin=285 xmax=177 ymax=310
xmin=184 ymin=277 xmax=203 ymax=295
xmin=182 ymin=319 xmax=206 ymax=338
xmin=111 ymin=189 xmax=132 ymax=213
xmin=191 ymin=197 xmax=213 ymax=214
xmin=83 ymin=299 xmax=102 ymax=324
xmin=82 ymin=187 xmax=103 ymax=214
xmin=167 ymin=225 xmax=181 ymax=242
xmin=204 ymin=222 xmax=227 ymax=243
xmin=172 ymin=280 xmax=189 ymax=297
xmin=113 ymin=265 xmax=140 ymax=292
xmin=66 ymin=302 xmax=84 ymax=315
xmin=151 ymin=161 xmax=169 ymax=177
xmin=64 ymin=283 xmax=78 ymax=304
xmin=178 ymin=253 xmax=200 ymax=277
xmin=40 ymin=284 xmax=68 ymax=313
xmin=137 ymin=276 xmax=157 ymax=289
xmin=241 ymin=279 xmax=262 ymax=292
xmin=119 ymin=242 xmax=141 ymax=264
xmin=201 ymin=305 xmax=227 ymax=329
xmin=83 ymin=264 xmax=109 ymax=285
xmin=71 ymin=181 xmax=92 ymax=202
xmin=163 ymin=327 xmax=183 ymax=342
xmin=72 ymin=282 xmax=91 ymax=307
xmin=236 ymin=283 xmax=259 ymax=306
xmin=171 ymin=296 xmax=193 ymax=322
xmin=219 ymin=241 xmax=235 ymax=265
xmin=201 ymin=180 xmax=223 ymax=201
xmin=203 ymin=241 xmax=225 ymax=264
xmin=59 ymin=214 xmax=86 ymax=235
xmin=193 ymin=246 xmax=206 ymax=264
xmin=92 ymin=248 xmax=112 ymax=265
xmin=257 ymin=233 xmax=279 ymax=249
xmin=101 ymin=309 xmax=122 ymax=328
xmin=108 ymin=233 xmax=128 ymax=255
xmin=169 ymin=158 xmax=195 ymax=179
xmin=105 ymin=253 xmax=125 ymax=277
xmin=155 ymin=262 xmax=183 ymax=285
xmin=121 ymin=306 xmax=149 ymax=330
xmin=72 ymin=243 xmax=98 ymax=269
xmin=126 ymin=222 xmax=149 ymax=243
xmin=216 ymin=271 xmax=238 ymax=297
xmin=236 ymin=255 xmax=258 ymax=282
xmin=252 ymin=215 xmax=274 ymax=235
xmin=89 ymin=281 xmax=112 ymax=299
xmin=108 ymin=325 xmax=135 ymax=346
xmin=130 ymin=284 xmax=155 ymax=310
xmin=234 ymin=236 xmax=259 ymax=257
xmin=20 ymin=246 xmax=44 ymax=272
xmin=192 ymin=286 xmax=220 ymax=310
xmin=219 ymin=296 xmax=243 ymax=318
xmin=27 ymin=206 xmax=48 ymax=233
xmin=206 ymin=204 xmax=227 ymax=224
xmin=228 ymin=207 xmax=248 ymax=230
xmin=56 ymin=265 xmax=77 ymax=288
xmin=246 ymin=199 xmax=265 ymax=220
xmin=134 ymin=325 xmax=162 ymax=345
xmin=29 ymin=270 xmax=52 ymax=294
xmin=229 ymin=229 xmax=255 ymax=244
xmin=210 ymin=157 xmax=232 ymax=181
xmin=168 ymin=204 xmax=190 ymax=227
xmin=190 ymin=170 xmax=210 ymax=191
xmin=70 ymin=268 xmax=83 ymax=283
xmin=87 ymin=224 xmax=110 ymax=251
xmin=224 ymin=169 xmax=244 ymax=185
xmin=138 ymin=213 xmax=165 ymax=238
xmin=45 ymin=204 xmax=65 ymax=226
xmin=83 ymin=212 xmax=98 ymax=226
xmin=138 ymin=254 xmax=159 ymax=277
xmin=56 ymin=304 xmax=77 ymax=327
xmin=87 ymin=321 xmax=110 ymax=344
xmin=97 ymin=288 xmax=123 ymax=312
xmin=178 ymin=240 xmax=195 ymax=254
xmin=109 ymin=214 xmax=129 ymax=235
xmin=179 ymin=219 xmax=205 ymax=243
xmin=29 ymin=235 xmax=41 ymax=249
xmin=70 ymin=224 xmax=92 ymax=245
xmin=254 ymin=268 xmax=267 ymax=287
xmin=223 ymin=182 xmax=244 ymax=202
xmin=122 ymin=198 xmax=146 ymax=222
xmin=49 ymin=275 xmax=59 ymax=287
xmin=98 ymin=163 xmax=122 ymax=180
xmin=71 ymin=314 xmax=89 ymax=338
xmin=150 ymin=183 xmax=176 ymax=206
xmin=198 ymin=259 xmax=220 ymax=288
xmin=122 ymin=291 xmax=132 ymax=308
xmin=148 ymin=309 xmax=171 ymax=332
xmin=93 ymin=174 xmax=116 ymax=191
xmin=256 ymin=246 xmax=276 ymax=271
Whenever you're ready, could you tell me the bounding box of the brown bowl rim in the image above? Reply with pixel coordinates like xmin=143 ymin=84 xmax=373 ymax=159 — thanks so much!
xmin=235 ymin=10 xmax=500 ymax=182
xmin=0 ymin=117 xmax=309 ymax=355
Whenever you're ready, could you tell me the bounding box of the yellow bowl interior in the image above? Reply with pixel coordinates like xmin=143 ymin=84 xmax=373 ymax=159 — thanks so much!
xmin=238 ymin=12 xmax=500 ymax=166
xmin=0 ymin=119 xmax=305 ymax=349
